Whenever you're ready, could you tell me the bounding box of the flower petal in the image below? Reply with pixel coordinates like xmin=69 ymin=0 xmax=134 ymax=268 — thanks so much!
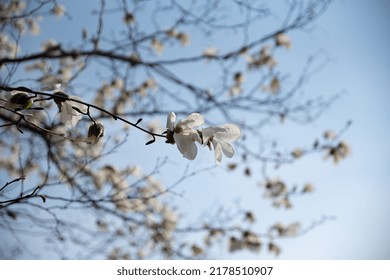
xmin=166 ymin=112 xmax=176 ymax=131
xmin=221 ymin=141 xmax=235 ymax=158
xmin=176 ymin=113 xmax=204 ymax=129
xmin=201 ymin=126 xmax=223 ymax=143
xmin=69 ymin=96 xmax=88 ymax=113
xmin=213 ymin=124 xmax=240 ymax=142
xmin=174 ymin=133 xmax=197 ymax=160
xmin=212 ymin=139 xmax=223 ymax=164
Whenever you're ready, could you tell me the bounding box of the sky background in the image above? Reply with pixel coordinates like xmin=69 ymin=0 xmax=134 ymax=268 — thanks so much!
xmin=3 ymin=0 xmax=390 ymax=259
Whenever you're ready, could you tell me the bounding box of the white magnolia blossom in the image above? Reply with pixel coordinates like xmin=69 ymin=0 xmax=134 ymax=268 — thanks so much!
xmin=166 ymin=112 xmax=241 ymax=163
xmin=86 ymin=122 xmax=105 ymax=144
xmin=166 ymin=112 xmax=203 ymax=160
xmin=202 ymin=124 xmax=241 ymax=164
xmin=3 ymin=90 xmax=34 ymax=110
xmin=53 ymin=92 xmax=87 ymax=127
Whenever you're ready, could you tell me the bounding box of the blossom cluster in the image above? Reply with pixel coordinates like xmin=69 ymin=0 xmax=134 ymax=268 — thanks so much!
xmin=1 ymin=87 xmax=104 ymax=144
xmin=1 ymin=88 xmax=241 ymax=164
xmin=166 ymin=112 xmax=240 ymax=164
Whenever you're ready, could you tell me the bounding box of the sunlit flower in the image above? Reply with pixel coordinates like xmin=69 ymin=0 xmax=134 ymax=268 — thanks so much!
xmin=53 ymin=91 xmax=87 ymax=127
xmin=3 ymin=90 xmax=34 ymax=110
xmin=166 ymin=112 xmax=203 ymax=160
xmin=87 ymin=122 xmax=105 ymax=144
xmin=201 ymin=124 xmax=240 ymax=164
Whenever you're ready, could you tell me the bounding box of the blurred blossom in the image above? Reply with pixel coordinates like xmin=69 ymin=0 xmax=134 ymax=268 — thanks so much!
xmin=3 ymin=90 xmax=34 ymax=110
xmin=87 ymin=122 xmax=105 ymax=144
xmin=243 ymin=231 xmax=261 ymax=252
xmin=203 ymin=47 xmax=218 ymax=59
xmin=111 ymin=78 xmax=124 ymax=89
xmin=303 ymin=183 xmax=314 ymax=193
xmin=176 ymin=32 xmax=190 ymax=46
xmin=323 ymin=130 xmax=336 ymax=140
xmin=151 ymin=37 xmax=164 ymax=55
xmin=51 ymin=4 xmax=66 ymax=18
xmin=41 ymin=39 xmax=59 ymax=52
xmin=270 ymin=77 xmax=280 ymax=94
xmin=291 ymin=148 xmax=303 ymax=159
xmin=165 ymin=28 xmax=177 ymax=38
xmin=53 ymin=91 xmax=87 ymax=127
xmin=325 ymin=141 xmax=350 ymax=164
xmin=275 ymin=32 xmax=292 ymax=49
xmin=234 ymin=72 xmax=245 ymax=84
xmin=229 ymin=84 xmax=242 ymax=97
xmin=123 ymin=12 xmax=135 ymax=25
xmin=191 ymin=244 xmax=203 ymax=257
xmin=229 ymin=236 xmax=243 ymax=253
xmin=244 ymin=211 xmax=256 ymax=223
xmin=27 ymin=18 xmax=40 ymax=35
xmin=268 ymin=242 xmax=281 ymax=256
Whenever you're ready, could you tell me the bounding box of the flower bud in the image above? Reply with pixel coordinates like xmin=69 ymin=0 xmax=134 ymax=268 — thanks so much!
xmin=87 ymin=122 xmax=105 ymax=144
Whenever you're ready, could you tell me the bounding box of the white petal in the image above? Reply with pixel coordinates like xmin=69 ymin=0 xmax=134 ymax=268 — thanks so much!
xmin=200 ymin=127 xmax=212 ymax=144
xmin=214 ymin=124 xmax=240 ymax=142
xmin=174 ymin=133 xmax=197 ymax=160
xmin=60 ymin=109 xmax=81 ymax=127
xmin=211 ymin=139 xmax=223 ymax=165
xmin=221 ymin=141 xmax=235 ymax=158
xmin=166 ymin=112 xmax=176 ymax=131
xmin=184 ymin=129 xmax=202 ymax=144
xmin=176 ymin=113 xmax=204 ymax=129
xmin=69 ymin=96 xmax=88 ymax=113
xmin=41 ymin=83 xmax=62 ymax=91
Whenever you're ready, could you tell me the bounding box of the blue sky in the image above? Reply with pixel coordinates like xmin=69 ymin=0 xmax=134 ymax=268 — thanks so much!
xmin=3 ymin=0 xmax=390 ymax=259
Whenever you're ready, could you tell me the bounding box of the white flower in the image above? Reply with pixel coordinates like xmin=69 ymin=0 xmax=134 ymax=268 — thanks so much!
xmin=87 ymin=122 xmax=105 ymax=144
xmin=53 ymin=92 xmax=87 ymax=127
xmin=3 ymin=90 xmax=34 ymax=110
xmin=166 ymin=112 xmax=204 ymax=160
xmin=201 ymin=124 xmax=240 ymax=164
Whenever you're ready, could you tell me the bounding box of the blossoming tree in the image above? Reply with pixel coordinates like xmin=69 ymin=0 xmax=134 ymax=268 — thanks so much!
xmin=0 ymin=0 xmax=350 ymax=259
